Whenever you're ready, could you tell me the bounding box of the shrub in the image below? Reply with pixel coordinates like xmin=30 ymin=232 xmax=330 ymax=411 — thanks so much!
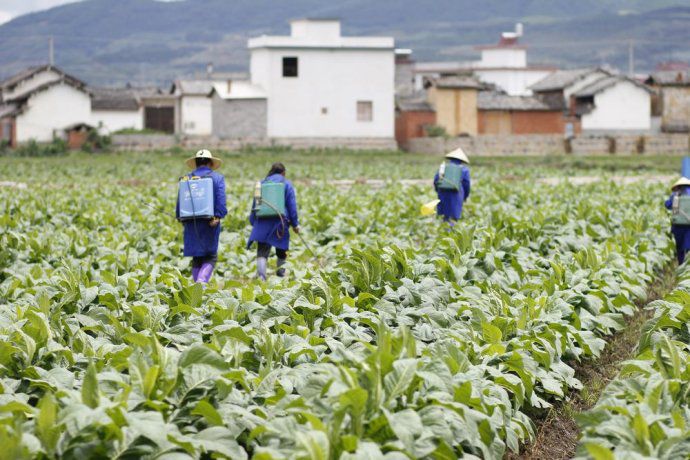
xmin=424 ymin=124 xmax=448 ymax=138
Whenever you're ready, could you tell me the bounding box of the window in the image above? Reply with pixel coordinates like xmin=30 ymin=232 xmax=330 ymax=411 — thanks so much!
xmin=321 ymin=107 xmax=328 ymax=115
xmin=282 ymin=57 xmax=298 ymax=77
xmin=357 ymin=101 xmax=373 ymax=122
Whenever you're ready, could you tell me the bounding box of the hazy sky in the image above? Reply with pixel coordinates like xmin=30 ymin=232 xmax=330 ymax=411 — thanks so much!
xmin=0 ymin=0 xmax=81 ymax=24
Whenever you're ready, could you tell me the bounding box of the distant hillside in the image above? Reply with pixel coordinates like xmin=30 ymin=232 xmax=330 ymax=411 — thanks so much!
xmin=0 ymin=0 xmax=688 ymax=85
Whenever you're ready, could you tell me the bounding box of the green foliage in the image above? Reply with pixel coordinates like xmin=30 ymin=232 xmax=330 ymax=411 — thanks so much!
xmin=0 ymin=151 xmax=678 ymax=458
xmin=424 ymin=124 xmax=448 ymax=138
xmin=82 ymin=130 xmax=112 ymax=153
xmin=576 ymin=264 xmax=690 ymax=459
xmin=10 ymin=137 xmax=69 ymax=157
xmin=113 ymin=127 xmax=168 ymax=135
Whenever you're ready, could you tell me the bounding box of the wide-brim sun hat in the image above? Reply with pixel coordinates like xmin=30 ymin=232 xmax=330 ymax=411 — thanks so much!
xmin=445 ymin=147 xmax=469 ymax=164
xmin=672 ymin=177 xmax=690 ymax=190
xmin=185 ymin=149 xmax=222 ymax=170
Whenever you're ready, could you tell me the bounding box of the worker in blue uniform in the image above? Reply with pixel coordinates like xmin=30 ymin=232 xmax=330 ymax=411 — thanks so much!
xmin=247 ymin=162 xmax=300 ymax=280
xmin=433 ymin=147 xmax=471 ymax=228
xmin=176 ymin=149 xmax=227 ymax=283
xmin=665 ymin=177 xmax=690 ymax=264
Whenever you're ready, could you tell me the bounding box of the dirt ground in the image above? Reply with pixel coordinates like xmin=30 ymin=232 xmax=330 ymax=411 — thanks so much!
xmin=510 ymin=264 xmax=677 ymax=460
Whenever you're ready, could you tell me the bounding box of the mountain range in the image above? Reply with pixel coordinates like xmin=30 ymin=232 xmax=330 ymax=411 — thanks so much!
xmin=0 ymin=0 xmax=688 ymax=85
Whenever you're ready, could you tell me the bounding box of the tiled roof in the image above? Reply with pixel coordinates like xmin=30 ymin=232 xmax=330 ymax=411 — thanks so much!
xmin=646 ymin=70 xmax=690 ymax=86
xmin=573 ymin=76 xmax=653 ymax=97
xmin=0 ymin=65 xmax=86 ymax=92
xmin=90 ymin=87 xmax=140 ymax=110
xmin=0 ymin=103 xmax=19 ymax=118
xmin=477 ymin=91 xmax=554 ymax=111
xmin=434 ymin=76 xmax=482 ymax=89
xmin=396 ymin=99 xmax=434 ymax=111
xmin=530 ymin=68 xmax=607 ymax=92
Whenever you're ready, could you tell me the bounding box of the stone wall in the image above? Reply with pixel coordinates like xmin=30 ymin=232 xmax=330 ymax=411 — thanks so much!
xmin=407 ymin=134 xmax=690 ymax=156
xmin=212 ymin=95 xmax=267 ymax=138
xmin=112 ymin=134 xmax=398 ymax=151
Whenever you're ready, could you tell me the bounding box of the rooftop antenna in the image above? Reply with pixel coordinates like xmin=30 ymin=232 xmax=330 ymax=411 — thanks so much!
xmin=49 ymin=37 xmax=54 ymax=66
xmin=628 ymin=39 xmax=635 ymax=76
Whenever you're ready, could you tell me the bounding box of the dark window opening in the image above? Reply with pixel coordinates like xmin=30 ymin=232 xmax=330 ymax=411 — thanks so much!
xmin=283 ymin=57 xmax=298 ymax=77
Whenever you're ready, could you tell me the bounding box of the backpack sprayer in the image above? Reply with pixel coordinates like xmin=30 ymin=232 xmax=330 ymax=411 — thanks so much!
xmin=252 ymin=180 xmax=319 ymax=261
xmin=437 ymin=161 xmax=464 ymax=191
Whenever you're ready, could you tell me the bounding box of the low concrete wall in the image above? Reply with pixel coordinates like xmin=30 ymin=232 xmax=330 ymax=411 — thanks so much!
xmin=112 ymin=135 xmax=397 ymax=151
xmin=407 ymin=134 xmax=690 ymax=156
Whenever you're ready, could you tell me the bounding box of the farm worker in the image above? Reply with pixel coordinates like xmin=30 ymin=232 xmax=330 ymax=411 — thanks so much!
xmin=247 ymin=162 xmax=300 ymax=280
xmin=176 ymin=149 xmax=227 ymax=283
xmin=665 ymin=177 xmax=690 ymax=264
xmin=433 ymin=147 xmax=471 ymax=228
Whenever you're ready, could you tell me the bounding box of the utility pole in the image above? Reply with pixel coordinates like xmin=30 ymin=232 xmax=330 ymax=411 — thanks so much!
xmin=628 ymin=39 xmax=634 ymax=77
xmin=49 ymin=37 xmax=54 ymax=66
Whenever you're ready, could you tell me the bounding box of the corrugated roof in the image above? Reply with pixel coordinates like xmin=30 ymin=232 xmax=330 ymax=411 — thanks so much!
xmin=211 ymin=81 xmax=266 ymax=99
xmin=646 ymin=70 xmax=690 ymax=86
xmin=434 ymin=76 xmax=482 ymax=89
xmin=90 ymin=87 xmax=140 ymax=110
xmin=477 ymin=91 xmax=554 ymax=111
xmin=530 ymin=68 xmax=607 ymax=92
xmin=574 ymin=76 xmax=653 ymax=97
xmin=396 ymin=99 xmax=434 ymax=112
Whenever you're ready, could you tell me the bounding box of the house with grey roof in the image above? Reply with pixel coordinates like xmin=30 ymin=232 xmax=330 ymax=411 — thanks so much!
xmin=571 ymin=76 xmax=652 ymax=133
xmin=90 ymin=87 xmax=143 ymax=133
xmin=0 ymin=65 xmax=92 ymax=146
xmin=530 ymin=68 xmax=612 ymax=110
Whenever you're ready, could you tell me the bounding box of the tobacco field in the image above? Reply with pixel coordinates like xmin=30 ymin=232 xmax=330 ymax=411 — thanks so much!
xmin=0 ymin=151 xmax=687 ymax=459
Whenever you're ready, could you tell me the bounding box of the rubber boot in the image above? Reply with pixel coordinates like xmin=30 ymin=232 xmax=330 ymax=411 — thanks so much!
xmin=257 ymin=257 xmax=268 ymax=281
xmin=197 ymin=263 xmax=214 ymax=284
xmin=276 ymin=258 xmax=287 ymax=277
xmin=192 ymin=266 xmax=201 ymax=282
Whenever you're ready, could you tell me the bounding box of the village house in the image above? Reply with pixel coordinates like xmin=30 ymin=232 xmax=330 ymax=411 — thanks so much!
xmin=171 ymin=80 xmax=214 ymax=136
xmin=413 ymin=24 xmax=555 ymax=96
xmin=571 ymin=76 xmax=652 ymax=133
xmin=426 ymin=76 xmax=482 ymax=136
xmin=248 ymin=19 xmax=395 ymax=141
xmin=0 ymin=65 xmax=91 ymax=146
xmin=530 ymin=68 xmax=612 ymax=111
xmin=90 ymin=86 xmax=143 ymax=133
xmin=646 ymin=70 xmax=690 ymax=133
xmin=477 ymin=91 xmax=565 ymax=135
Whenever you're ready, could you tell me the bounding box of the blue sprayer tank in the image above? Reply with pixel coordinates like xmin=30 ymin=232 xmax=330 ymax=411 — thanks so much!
xmin=178 ymin=176 xmax=215 ymax=220
xmin=682 ymin=157 xmax=690 ymax=178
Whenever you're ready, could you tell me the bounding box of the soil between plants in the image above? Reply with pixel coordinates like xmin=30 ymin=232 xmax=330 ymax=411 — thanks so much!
xmin=508 ymin=263 xmax=677 ymax=460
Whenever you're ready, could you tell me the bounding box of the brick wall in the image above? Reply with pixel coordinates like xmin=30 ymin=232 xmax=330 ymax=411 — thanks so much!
xmin=395 ymin=110 xmax=436 ymax=148
xmin=512 ymin=111 xmax=565 ymax=135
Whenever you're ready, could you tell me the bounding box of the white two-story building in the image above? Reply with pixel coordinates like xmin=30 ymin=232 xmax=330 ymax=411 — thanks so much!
xmin=248 ymin=19 xmax=395 ymax=141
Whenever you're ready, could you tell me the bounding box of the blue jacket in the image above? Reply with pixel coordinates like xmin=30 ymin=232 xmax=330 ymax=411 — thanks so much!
xmin=175 ymin=166 xmax=227 ymax=257
xmin=666 ymin=186 xmax=690 ymax=252
xmin=247 ymin=174 xmax=299 ymax=251
xmin=434 ymin=159 xmax=471 ymax=220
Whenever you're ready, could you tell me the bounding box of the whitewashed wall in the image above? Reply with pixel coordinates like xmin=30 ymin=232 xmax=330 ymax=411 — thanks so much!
xmin=180 ymin=95 xmax=212 ymax=136
xmin=15 ymin=83 xmax=91 ymax=142
xmin=92 ymin=109 xmax=143 ymax=133
xmin=479 ymin=48 xmax=526 ymax=68
xmin=250 ymin=48 xmax=394 ymax=138
xmin=581 ymin=82 xmax=651 ymax=132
